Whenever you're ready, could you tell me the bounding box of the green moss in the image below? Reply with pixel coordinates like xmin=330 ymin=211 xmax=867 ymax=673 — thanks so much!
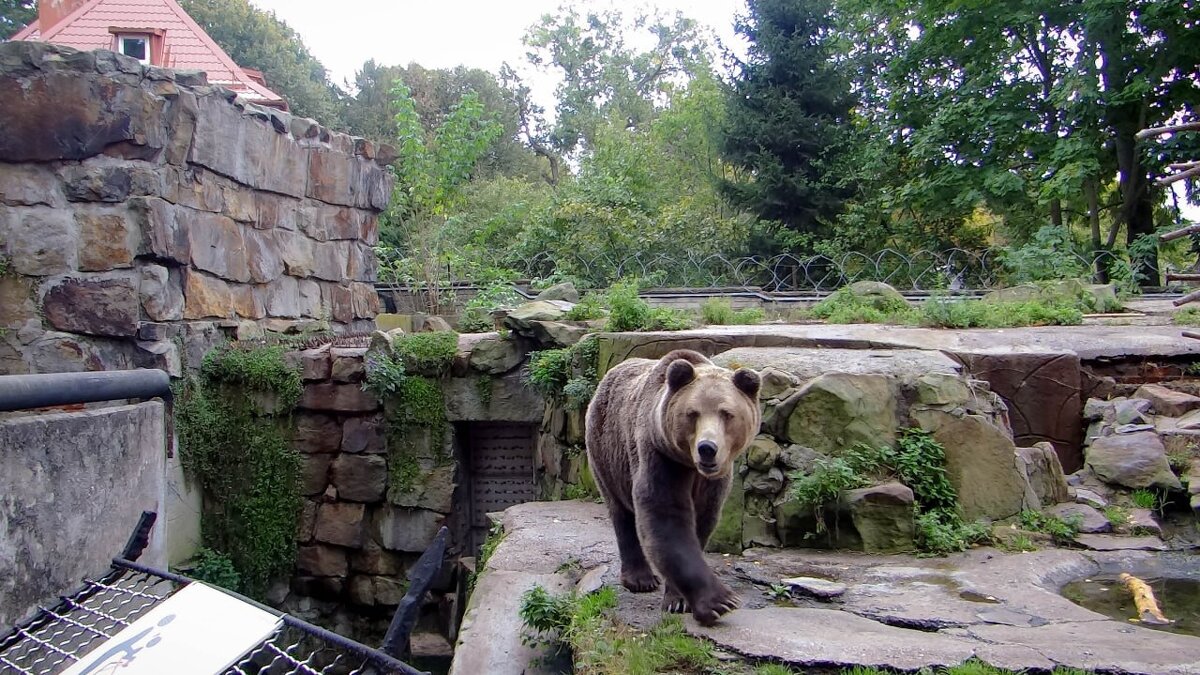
xmin=176 ymin=344 xmax=303 ymax=598
xmin=476 ymin=374 xmax=494 ymax=408
xmin=526 ymin=336 xmax=601 ymax=409
xmin=469 ymin=521 xmax=505 ymax=595
xmin=1173 ymin=307 xmax=1200 ymax=326
xmin=391 ymin=331 xmax=458 ymax=376
xmin=1018 ymin=509 xmax=1082 ymax=544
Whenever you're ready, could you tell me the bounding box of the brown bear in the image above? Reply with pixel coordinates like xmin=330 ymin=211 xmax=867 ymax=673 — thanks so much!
xmin=585 ymin=349 xmax=761 ymax=625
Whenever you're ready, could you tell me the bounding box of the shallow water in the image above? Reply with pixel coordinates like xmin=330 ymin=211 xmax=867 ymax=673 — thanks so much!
xmin=1061 ymin=576 xmax=1200 ymax=636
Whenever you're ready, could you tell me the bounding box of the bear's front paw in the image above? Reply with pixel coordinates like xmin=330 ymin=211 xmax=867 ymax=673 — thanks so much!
xmin=662 ymin=586 xmax=688 ymax=614
xmin=690 ymin=581 xmax=740 ymax=626
xmin=621 ymin=566 xmax=661 ymax=593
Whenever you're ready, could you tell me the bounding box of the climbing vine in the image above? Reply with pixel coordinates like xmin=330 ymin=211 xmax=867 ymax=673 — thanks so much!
xmin=363 ymin=332 xmax=458 ymax=497
xmin=525 ymin=336 xmax=601 ymax=410
xmin=175 ymin=344 xmax=303 ymax=598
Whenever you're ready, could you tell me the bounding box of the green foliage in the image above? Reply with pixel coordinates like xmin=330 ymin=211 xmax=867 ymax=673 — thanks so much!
xmin=1130 ymin=488 xmax=1160 ymax=510
xmin=810 ymin=288 xmax=915 ymax=324
xmin=0 ymin=254 xmax=13 ymax=278
xmin=790 ymin=456 xmax=871 ymax=532
xmin=476 ymin=375 xmax=494 ymax=409
xmin=0 ymin=0 xmax=34 ymax=40
xmin=564 ymin=292 xmax=609 ymax=321
xmin=460 ymin=283 xmax=522 ymax=333
xmin=1101 ymin=505 xmax=1131 ymax=528
xmin=390 ymin=331 xmax=458 ymax=376
xmin=700 ymin=298 xmax=766 ymax=326
xmin=755 ymin=665 xmax=797 ymax=675
xmin=996 ymin=533 xmax=1039 ymax=553
xmin=562 ymin=378 xmax=597 ymax=411
xmin=525 ymin=337 xmax=601 ymax=408
xmin=1167 ymin=448 xmax=1192 ymax=475
xmin=1172 ymin=308 xmax=1200 ymax=326
xmin=176 ymin=345 xmax=303 ymax=598
xmin=187 ymin=548 xmax=242 ymax=592
xmin=1002 ymin=227 xmax=1090 ymax=284
xmin=363 ymin=351 xmax=408 ymax=399
xmin=469 ymin=522 xmax=505 ymax=596
xmin=1018 ymin=510 xmax=1082 ymax=544
xmin=387 ymin=376 xmax=448 ymax=462
xmin=916 ymin=511 xmax=991 ymax=556
xmin=179 ymin=0 xmax=343 ymax=124
xmin=918 ymin=298 xmax=1084 ymax=329
xmin=526 ymin=348 xmax=574 ymax=400
xmin=604 ymin=279 xmax=694 ymax=332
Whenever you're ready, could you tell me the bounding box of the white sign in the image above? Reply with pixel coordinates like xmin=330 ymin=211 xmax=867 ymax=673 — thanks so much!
xmin=62 ymin=582 xmax=282 ymax=675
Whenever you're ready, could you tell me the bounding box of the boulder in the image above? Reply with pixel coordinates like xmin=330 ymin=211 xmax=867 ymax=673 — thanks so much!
xmin=533 ymin=282 xmax=580 ymax=303
xmin=1046 ymin=503 xmax=1111 ymax=534
xmin=469 ymin=336 xmax=523 ymax=374
xmin=781 ymin=577 xmax=847 ymax=599
xmin=784 ymin=373 xmax=898 ymax=455
xmin=297 ymin=545 xmax=348 ymax=577
xmin=1083 ymin=398 xmax=1113 ymax=422
xmin=42 ymin=274 xmax=139 ymax=337
xmin=745 ymin=467 xmax=784 ymax=496
xmin=420 ymin=315 xmax=454 ymax=333
xmin=779 ymin=445 xmax=822 ymax=472
xmin=743 ymin=494 xmax=780 ymax=548
xmin=503 ymin=300 xmax=573 ymax=333
xmin=1085 ymin=432 xmax=1182 ymax=490
xmin=1114 ymin=399 xmax=1151 ymax=426
xmin=529 ymin=320 xmax=587 ymax=348
xmin=706 ymin=471 xmax=744 ymax=554
xmin=388 ymin=463 xmax=456 ymax=513
xmin=745 ymin=436 xmax=782 ymax=471
xmin=758 ymin=367 xmax=799 ymax=400
xmin=911 ymin=409 xmax=1027 ymax=521
xmin=313 ymin=503 xmax=365 ymax=548
xmin=1016 ymin=442 xmax=1070 ymax=507
xmin=1134 ymin=384 xmax=1200 ymax=417
xmin=844 ymin=281 xmax=906 ymax=309
xmin=840 ymin=482 xmax=915 ymax=554
xmin=1074 ymin=488 xmax=1108 ymax=509
xmin=330 ymin=454 xmax=387 ymax=502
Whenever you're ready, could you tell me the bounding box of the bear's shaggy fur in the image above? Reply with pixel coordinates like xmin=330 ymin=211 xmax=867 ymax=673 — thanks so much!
xmin=585 ymin=349 xmax=761 ymax=625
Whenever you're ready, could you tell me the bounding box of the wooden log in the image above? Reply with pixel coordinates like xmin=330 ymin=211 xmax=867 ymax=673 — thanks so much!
xmin=1172 ymin=288 xmax=1200 ymax=306
xmin=1119 ymin=573 xmax=1173 ymax=625
xmin=1182 ymin=331 xmax=1200 ymax=341
xmin=1137 ymin=121 xmax=1200 ymax=139
xmin=1157 ymin=165 xmax=1200 ymax=186
xmin=1160 ymin=223 xmax=1200 ymax=243
xmin=1166 ymin=273 xmax=1200 ymax=282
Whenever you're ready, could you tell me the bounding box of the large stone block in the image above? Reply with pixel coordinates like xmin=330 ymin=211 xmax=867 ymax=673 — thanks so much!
xmin=312 ymin=241 xmax=349 ymax=281
xmin=0 ymin=276 xmax=37 ymax=330
xmin=301 ymin=454 xmax=332 ymax=496
xmin=342 ymin=415 xmax=386 ymax=454
xmin=261 ymin=276 xmax=302 ymax=318
xmin=231 ymin=284 xmax=264 ymax=319
xmin=468 ymin=336 xmax=523 ymax=374
xmin=76 ymin=210 xmax=136 ymax=271
xmin=300 ymin=203 xmax=363 ymax=241
xmin=0 ymin=69 xmax=166 ymax=162
xmin=911 ymin=408 xmax=1026 ymax=521
xmin=182 ymin=270 xmax=234 ymax=319
xmin=139 ymin=264 xmax=183 ymax=321
xmin=1016 ymin=442 xmax=1070 ymax=508
xmin=388 ymin=463 xmax=456 ymax=513
xmin=60 ymin=164 xmax=158 ymax=203
xmin=254 ymin=192 xmax=300 ymax=230
xmin=276 ymin=229 xmax=315 ymax=278
xmin=188 ymin=211 xmax=250 ymax=282
xmin=130 ymin=197 xmax=189 ymax=264
xmin=42 ymin=274 xmax=139 ymax=337
xmin=784 ymin=374 xmax=898 ymax=455
xmin=5 ymin=209 xmax=77 ymax=275
xmin=351 ymin=540 xmax=403 ymax=575
xmin=297 ymin=544 xmax=348 ymax=577
xmin=244 ymin=227 xmax=284 ymax=283
xmin=331 ymin=454 xmax=387 ymax=502
xmin=351 ymin=282 xmax=380 ymax=318
xmin=1134 ymin=384 xmax=1200 ymax=417
xmin=376 ymin=507 xmax=444 ymax=552
xmin=347 ymin=242 xmax=377 ymax=282
xmin=1085 ymin=432 xmax=1182 ymax=491
xmin=299 ymin=279 xmax=322 ymax=318
xmin=313 ymin=502 xmax=366 ymax=548
xmin=301 ymin=383 xmax=380 ymax=412
xmin=0 ymin=163 xmax=63 ymax=206
xmin=840 ymin=481 xmax=915 ymax=553
xmin=190 ymin=94 xmax=308 ymax=198
xmin=293 ymin=413 xmax=342 ymax=454
xmin=307 ymin=150 xmax=393 ymax=210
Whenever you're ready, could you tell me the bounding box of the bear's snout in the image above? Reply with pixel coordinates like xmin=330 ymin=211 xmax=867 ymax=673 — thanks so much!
xmin=696 ymin=439 xmax=720 ymax=475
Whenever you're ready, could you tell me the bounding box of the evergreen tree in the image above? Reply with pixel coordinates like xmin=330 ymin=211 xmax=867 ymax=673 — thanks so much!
xmin=0 ymin=0 xmax=35 ymax=40
xmin=721 ymin=0 xmax=856 ymax=246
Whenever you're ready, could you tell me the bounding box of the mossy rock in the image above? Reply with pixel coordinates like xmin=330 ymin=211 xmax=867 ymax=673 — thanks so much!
xmin=783 ymin=373 xmax=898 ymax=455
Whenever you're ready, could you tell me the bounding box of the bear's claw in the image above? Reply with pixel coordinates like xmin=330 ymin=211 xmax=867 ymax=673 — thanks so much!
xmin=690 ymin=582 xmax=741 ymax=626
xmin=662 ymin=588 xmax=688 ymax=613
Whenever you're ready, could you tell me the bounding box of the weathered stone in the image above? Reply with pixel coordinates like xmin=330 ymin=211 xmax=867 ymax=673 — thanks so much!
xmin=915 ymin=372 xmax=972 ymax=406
xmin=134 ymin=339 xmax=181 ymax=377
xmin=758 ymin=367 xmax=799 ymax=400
xmin=1045 ymin=503 xmax=1111 ymax=534
xmin=60 ymin=164 xmax=157 ymax=202
xmin=314 ymin=502 xmax=365 ymax=548
xmin=0 ymin=276 xmax=37 ymax=329
xmin=469 ymin=336 xmax=523 ymax=374
xmin=746 ymin=436 xmax=782 ymax=471
xmin=530 ymin=320 xmax=585 ymax=347
xmin=389 ymin=463 xmax=456 ymax=513
xmin=1114 ymin=399 xmax=1151 ymax=426
xmin=188 ymin=211 xmax=250 ymax=282
xmin=377 ymin=507 xmax=444 ymax=552
xmin=301 ymin=383 xmax=380 ymax=412
xmin=75 ymin=210 xmax=135 ymax=271
xmin=243 ymin=227 xmax=284 ymax=283
xmin=746 ymin=467 xmax=785 ymax=496
xmin=743 ymin=494 xmax=780 ymax=548
xmin=351 ymin=282 xmax=381 ymax=319
xmin=351 ymin=540 xmax=403 ymax=575
xmin=312 ymin=241 xmax=349 ymax=281
xmin=534 ymin=282 xmax=579 ymax=303
xmin=347 ymin=241 xmax=377 ymax=281
xmin=1074 ymin=488 xmax=1108 ymax=509
xmin=348 ymin=575 xmax=376 ymax=606
xmin=444 ymin=370 xmax=544 ymax=423
xmin=325 ymin=283 xmax=354 ymax=323
xmin=296 ymin=545 xmax=348 ymax=577
xmin=297 ymin=345 xmax=331 ymax=381
xmin=183 ymin=269 xmax=234 ymax=319
xmin=130 ymin=197 xmax=189 ymax=264
xmin=331 ymin=350 xmax=366 ymax=382
xmin=307 ymin=150 xmax=391 ymax=209
xmin=911 ymin=409 xmax=1026 ymax=521
xmin=706 ymin=470 xmax=744 ymax=554
xmin=260 ymin=276 xmax=301 ymax=318
xmin=1016 ymin=442 xmax=1070 ymax=508
xmin=784 ymin=373 xmax=898 ymax=455
xmin=290 ymin=576 xmax=343 ymax=600
xmin=342 ymin=415 xmax=386 ymax=454
xmin=298 ymin=279 xmax=322 ymax=318
xmin=1127 ymin=508 xmax=1162 ymax=536
xmin=1085 ymin=432 xmax=1181 ymax=490
xmin=293 ymin=413 xmax=342 ymax=454
xmin=503 ymin=300 xmax=573 ymax=332
xmin=1083 ymin=398 xmax=1112 ymax=422
xmin=6 ymin=209 xmax=76 ymax=275
xmin=231 ymin=284 xmax=264 ymax=319
xmin=781 ymin=577 xmax=847 ymax=599
xmin=42 ymin=275 xmax=138 ymax=337
xmin=839 ymin=482 xmax=916 ymax=553
xmin=1073 ymin=534 xmax=1166 ymax=551
xmin=301 ymin=454 xmax=332 ymax=496
xmin=779 ymin=445 xmax=822 ymax=472
xmin=1134 ymin=384 xmax=1200 ymax=417
xmin=330 ymin=454 xmax=387 ymax=502
xmin=0 ymin=163 xmax=63 ymax=206
xmin=138 ymin=264 xmax=183 ymax=321
xmin=297 ymin=500 xmax=317 ymax=543
xmin=190 ymin=94 xmax=308 ymax=198
xmin=301 ymin=204 xmax=363 ymax=241
xmin=276 ymin=229 xmax=315 ymax=277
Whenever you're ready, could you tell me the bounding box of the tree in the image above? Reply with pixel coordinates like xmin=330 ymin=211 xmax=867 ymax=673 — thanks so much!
xmin=0 ymin=0 xmax=34 ymax=40
xmin=179 ymin=0 xmax=344 ymax=126
xmin=720 ymin=0 xmax=858 ymax=248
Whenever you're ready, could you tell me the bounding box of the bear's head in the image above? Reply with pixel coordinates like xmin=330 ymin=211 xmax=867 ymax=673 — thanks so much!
xmin=660 ymin=358 xmax=761 ymax=479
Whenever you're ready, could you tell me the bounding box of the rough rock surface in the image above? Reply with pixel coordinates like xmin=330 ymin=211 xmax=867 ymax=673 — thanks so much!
xmin=1085 ymin=432 xmax=1182 ymax=490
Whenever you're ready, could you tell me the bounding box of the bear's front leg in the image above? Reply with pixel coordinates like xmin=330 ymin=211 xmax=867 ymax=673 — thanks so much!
xmin=633 ymin=458 xmax=740 ymax=626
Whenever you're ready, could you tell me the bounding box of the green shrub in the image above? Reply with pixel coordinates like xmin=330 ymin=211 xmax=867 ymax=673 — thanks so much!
xmin=525 ymin=337 xmax=601 ymax=408
xmin=526 ymin=347 xmax=573 ymax=399
xmin=916 ymin=510 xmax=990 ymax=555
xmin=810 ymin=287 xmax=915 ymax=324
xmin=390 ymin=331 xmax=458 ymax=376
xmin=919 ymin=297 xmax=1083 ymax=328
xmin=1173 ymin=308 xmax=1200 ymax=326
xmin=1018 ymin=509 xmax=1082 ymax=543
xmin=606 ymin=279 xmax=652 ymax=331
xmin=564 ymin=292 xmax=608 ymax=321
xmin=460 ymin=283 xmax=523 ymax=333
xmin=700 ymin=298 xmax=766 ymax=325
xmin=1130 ymin=488 xmax=1159 ymax=510
xmin=363 ymin=350 xmax=408 ymax=398
xmin=188 ymin=548 xmax=242 ymax=591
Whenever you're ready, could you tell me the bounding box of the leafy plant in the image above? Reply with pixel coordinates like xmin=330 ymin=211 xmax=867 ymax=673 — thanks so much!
xmin=789 ymin=456 xmax=871 ymax=533
xmin=810 ymin=287 xmax=916 ymax=325
xmin=562 ymin=377 xmax=596 ymax=411
xmin=1131 ymin=488 xmax=1159 ymax=510
xmin=564 ymin=292 xmax=609 ymax=321
xmin=1018 ymin=510 xmax=1082 ymax=544
xmin=919 ymin=297 xmax=1083 ymax=329
xmin=766 ymin=583 xmax=793 ymax=600
xmin=1172 ymin=308 xmax=1200 ymax=326
xmin=460 ymin=282 xmax=522 ymax=333
xmin=390 ymin=331 xmax=458 ymax=376
xmin=363 ymin=350 xmax=408 ymax=399
xmin=469 ymin=521 xmax=505 ymax=595
xmin=187 ymin=547 xmax=242 ymax=592
xmin=701 ymin=298 xmax=766 ymax=325
xmin=996 ymin=533 xmax=1039 ymax=553
xmin=525 ymin=337 xmax=601 ymax=408
xmin=916 ymin=511 xmax=990 ymax=555
xmin=526 ymin=347 xmax=574 ymax=399
xmin=1101 ymin=505 xmax=1131 ymax=528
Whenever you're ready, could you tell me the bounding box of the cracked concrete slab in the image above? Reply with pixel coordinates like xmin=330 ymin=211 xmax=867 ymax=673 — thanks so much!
xmin=455 ymin=501 xmax=1200 ymax=675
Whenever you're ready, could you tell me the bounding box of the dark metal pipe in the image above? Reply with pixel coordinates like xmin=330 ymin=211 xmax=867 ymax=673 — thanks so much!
xmin=0 ymin=369 xmax=172 ymax=412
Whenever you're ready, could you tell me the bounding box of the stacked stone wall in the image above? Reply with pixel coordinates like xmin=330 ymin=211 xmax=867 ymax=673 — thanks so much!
xmin=0 ymin=42 xmax=392 ymax=376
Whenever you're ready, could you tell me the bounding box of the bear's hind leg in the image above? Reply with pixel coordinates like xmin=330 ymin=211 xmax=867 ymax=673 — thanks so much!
xmin=611 ymin=505 xmax=660 ymax=592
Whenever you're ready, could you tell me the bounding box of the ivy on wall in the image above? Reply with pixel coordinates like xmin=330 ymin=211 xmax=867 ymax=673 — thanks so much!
xmin=175 ymin=344 xmax=303 ymax=597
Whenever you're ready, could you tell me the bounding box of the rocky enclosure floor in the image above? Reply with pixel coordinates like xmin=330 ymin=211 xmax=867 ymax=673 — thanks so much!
xmin=452 ymin=500 xmax=1200 ymax=675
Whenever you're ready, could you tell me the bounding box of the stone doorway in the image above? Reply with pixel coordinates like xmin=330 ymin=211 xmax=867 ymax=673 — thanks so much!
xmin=461 ymin=422 xmax=538 ymax=553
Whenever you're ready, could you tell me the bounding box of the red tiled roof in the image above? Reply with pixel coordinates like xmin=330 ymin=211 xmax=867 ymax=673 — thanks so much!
xmin=11 ymin=0 xmax=284 ymax=106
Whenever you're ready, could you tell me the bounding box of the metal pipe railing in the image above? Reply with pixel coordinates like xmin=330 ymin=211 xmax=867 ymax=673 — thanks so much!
xmin=0 ymin=369 xmax=172 ymax=412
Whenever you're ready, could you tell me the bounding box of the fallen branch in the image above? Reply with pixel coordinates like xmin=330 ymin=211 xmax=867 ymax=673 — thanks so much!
xmin=1137 ymin=121 xmax=1200 ymax=139
xmin=1173 ymin=289 xmax=1200 ymax=306
xmin=1183 ymin=331 xmax=1200 ymax=341
xmin=1161 ymin=223 xmax=1200 ymax=243
xmin=1119 ymin=573 xmax=1173 ymax=625
xmin=1166 ymin=273 xmax=1200 ymax=282
xmin=1156 ymin=165 xmax=1200 ymax=186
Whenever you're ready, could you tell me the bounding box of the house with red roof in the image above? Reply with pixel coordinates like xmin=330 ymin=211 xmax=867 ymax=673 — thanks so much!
xmin=11 ymin=0 xmax=286 ymax=109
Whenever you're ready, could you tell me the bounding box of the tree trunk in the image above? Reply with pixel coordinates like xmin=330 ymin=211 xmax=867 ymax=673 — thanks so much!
xmin=1050 ymin=198 xmax=1063 ymax=229
xmin=1115 ymin=127 xmax=1160 ymax=286
xmin=1086 ymin=178 xmax=1107 ymax=283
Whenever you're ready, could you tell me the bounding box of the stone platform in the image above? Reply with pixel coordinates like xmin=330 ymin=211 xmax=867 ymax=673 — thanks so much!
xmin=453 ymin=501 xmax=1200 ymax=675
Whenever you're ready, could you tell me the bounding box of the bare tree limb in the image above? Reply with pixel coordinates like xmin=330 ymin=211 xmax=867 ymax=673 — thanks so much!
xmin=1137 ymin=121 xmax=1200 ymax=139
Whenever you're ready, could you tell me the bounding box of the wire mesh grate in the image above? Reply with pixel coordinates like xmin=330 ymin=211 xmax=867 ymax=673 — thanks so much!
xmin=0 ymin=563 xmax=422 ymax=675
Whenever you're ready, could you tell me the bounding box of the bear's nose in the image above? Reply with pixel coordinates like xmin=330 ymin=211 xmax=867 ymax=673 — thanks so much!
xmin=697 ymin=440 xmax=718 ymax=463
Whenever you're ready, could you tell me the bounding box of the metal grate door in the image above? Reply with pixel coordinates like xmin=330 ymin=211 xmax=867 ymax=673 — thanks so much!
xmin=464 ymin=423 xmax=537 ymax=553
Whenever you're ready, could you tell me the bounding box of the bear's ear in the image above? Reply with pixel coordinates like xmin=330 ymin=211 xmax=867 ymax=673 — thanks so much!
xmin=732 ymin=368 xmax=761 ymax=399
xmin=666 ymin=359 xmax=695 ymax=392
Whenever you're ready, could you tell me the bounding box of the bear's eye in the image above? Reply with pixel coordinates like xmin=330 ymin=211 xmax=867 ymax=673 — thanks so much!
xmin=719 ymin=409 xmax=734 ymax=421
xmin=686 ymin=410 xmax=700 ymax=420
